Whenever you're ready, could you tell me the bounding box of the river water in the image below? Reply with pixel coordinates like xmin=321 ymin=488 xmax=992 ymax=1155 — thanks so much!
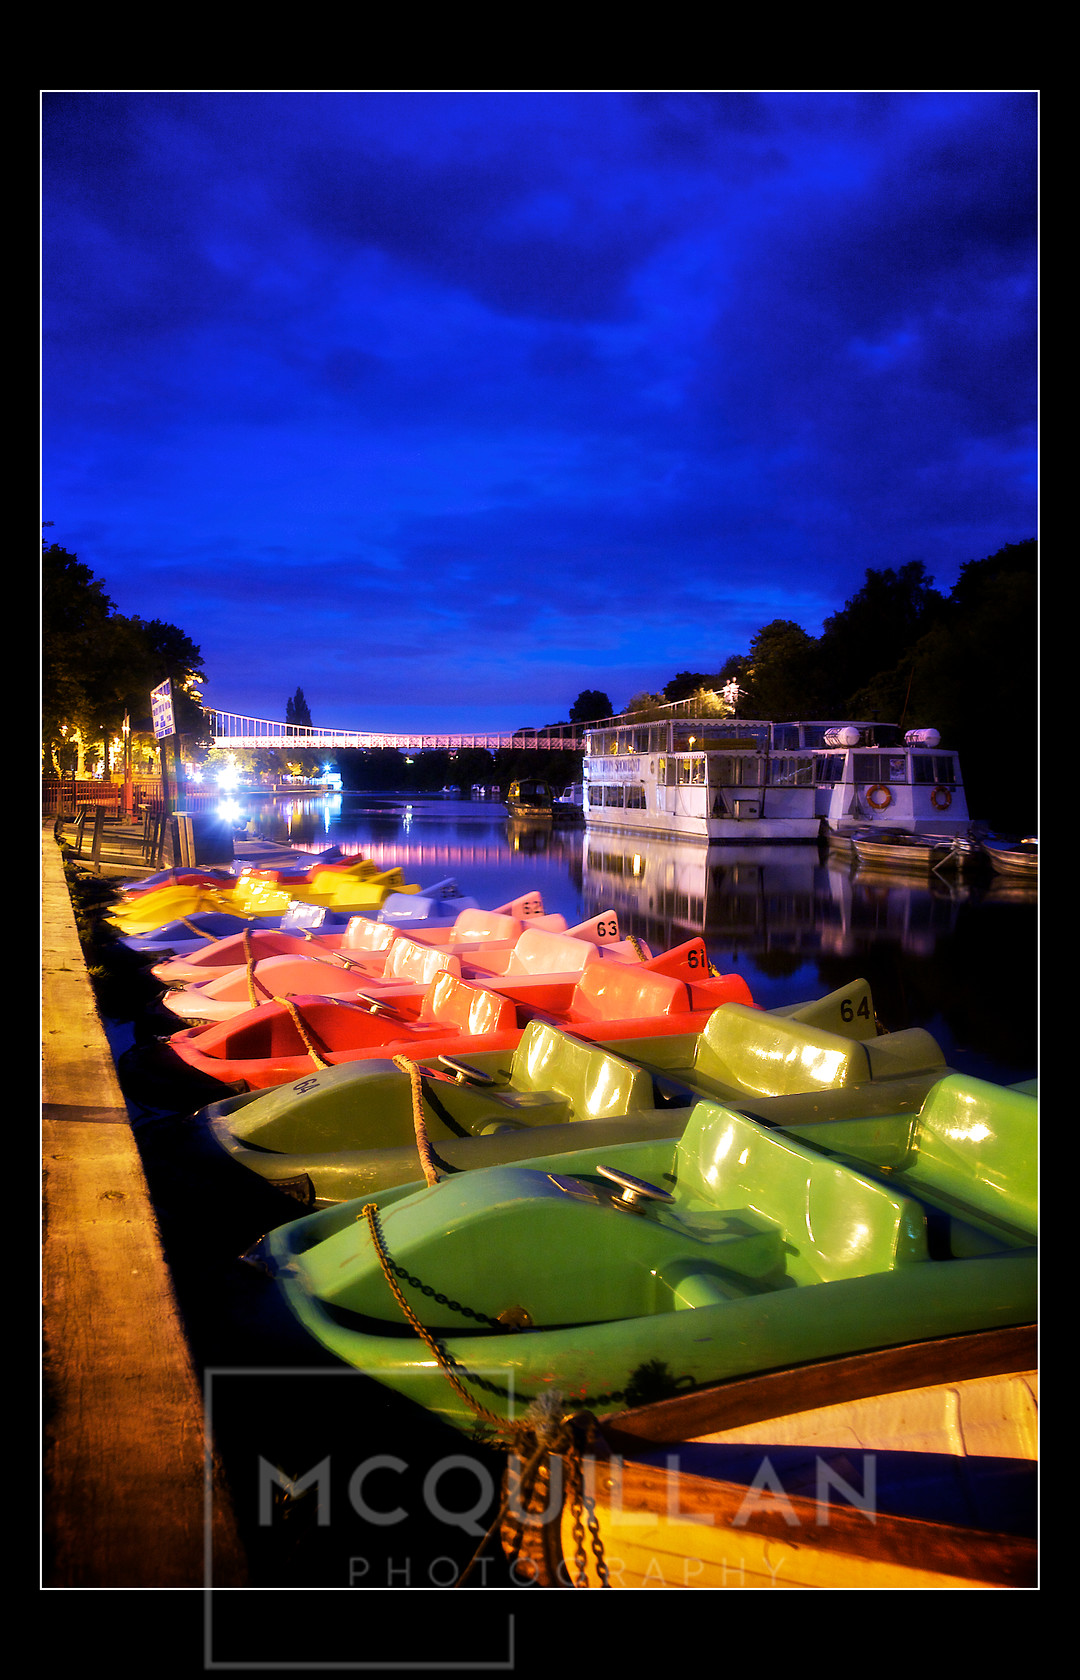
xmin=238 ymin=791 xmax=1038 ymax=1087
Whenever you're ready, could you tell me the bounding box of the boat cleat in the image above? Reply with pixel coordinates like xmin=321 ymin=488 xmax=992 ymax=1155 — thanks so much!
xmin=596 ymin=1164 xmax=675 ymax=1213
xmin=432 ymin=1054 xmax=505 ymax=1086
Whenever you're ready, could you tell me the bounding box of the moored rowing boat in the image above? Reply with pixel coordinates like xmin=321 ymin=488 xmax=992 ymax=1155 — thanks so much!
xmin=200 ymin=978 xmax=948 ymax=1205
xmin=527 ymin=1325 xmax=1037 ymax=1589
xmin=252 ymin=1071 xmax=1035 ymax=1446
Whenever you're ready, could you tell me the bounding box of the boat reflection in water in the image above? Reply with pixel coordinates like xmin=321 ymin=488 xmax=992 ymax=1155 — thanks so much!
xmin=580 ymin=831 xmax=1036 ymax=1085
xmin=580 ymin=833 xmax=969 ymax=963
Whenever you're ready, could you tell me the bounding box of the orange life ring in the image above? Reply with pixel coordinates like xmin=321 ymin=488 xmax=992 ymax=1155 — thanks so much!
xmin=931 ymin=785 xmax=952 ymax=811
xmin=866 ymin=784 xmax=892 ymax=810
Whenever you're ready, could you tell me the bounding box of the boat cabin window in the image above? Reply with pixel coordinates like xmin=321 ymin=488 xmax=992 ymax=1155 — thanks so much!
xmin=911 ymin=753 xmax=957 ymax=785
xmin=853 ymin=753 xmax=909 ymax=784
xmin=768 ymin=755 xmax=814 ymax=787
xmin=597 ymin=783 xmax=646 ymax=807
xmin=675 ymin=755 xmax=706 ymax=785
xmin=672 ymin=721 xmax=769 ymax=751
xmin=707 ymin=754 xmax=762 ymax=788
xmin=814 ymin=753 xmax=845 ymax=783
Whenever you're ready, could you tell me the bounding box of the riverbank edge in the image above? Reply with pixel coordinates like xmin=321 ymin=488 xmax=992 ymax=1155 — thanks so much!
xmin=41 ymin=816 xmax=247 ymax=1586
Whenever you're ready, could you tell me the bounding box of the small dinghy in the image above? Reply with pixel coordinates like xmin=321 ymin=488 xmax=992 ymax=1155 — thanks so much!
xmin=983 ymin=837 xmax=1038 ymax=880
xmin=150 ymin=903 xmax=600 ymax=1002
xmin=533 ymin=1321 xmax=1037 ymax=1589
xmin=107 ymin=862 xmax=424 ymax=935
xmin=851 ymin=829 xmax=982 ymax=876
xmin=200 ymin=980 xmax=952 ymax=1207
xmin=119 ymin=935 xmax=752 ymax=1108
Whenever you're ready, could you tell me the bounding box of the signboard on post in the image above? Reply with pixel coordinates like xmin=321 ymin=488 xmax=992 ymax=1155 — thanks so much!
xmin=151 ymin=679 xmax=176 ymax=740
xmin=150 ymin=678 xmax=183 ymax=864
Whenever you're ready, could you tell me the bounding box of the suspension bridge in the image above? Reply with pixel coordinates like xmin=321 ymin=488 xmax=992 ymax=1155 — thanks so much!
xmin=206 ymin=711 xmax=585 ymax=753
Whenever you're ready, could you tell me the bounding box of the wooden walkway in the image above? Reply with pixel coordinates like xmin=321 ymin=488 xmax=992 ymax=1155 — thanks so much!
xmin=41 ymin=818 xmax=246 ymax=1585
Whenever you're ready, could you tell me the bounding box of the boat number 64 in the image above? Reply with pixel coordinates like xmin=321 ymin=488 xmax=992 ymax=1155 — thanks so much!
xmin=839 ymin=997 xmax=872 ymax=1023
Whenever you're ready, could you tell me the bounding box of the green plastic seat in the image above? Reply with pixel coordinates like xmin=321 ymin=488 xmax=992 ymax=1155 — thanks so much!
xmin=505 ymin=1020 xmax=657 ymax=1117
xmin=281 ymin=1099 xmax=931 ymax=1330
xmin=671 ymin=1102 xmax=929 ymax=1286
xmin=782 ymin=1074 xmax=1037 ymax=1249
xmin=606 ymin=985 xmax=947 ymax=1109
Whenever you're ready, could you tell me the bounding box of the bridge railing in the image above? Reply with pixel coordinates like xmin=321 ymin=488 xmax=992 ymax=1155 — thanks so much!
xmin=206 ymin=712 xmax=584 ymax=752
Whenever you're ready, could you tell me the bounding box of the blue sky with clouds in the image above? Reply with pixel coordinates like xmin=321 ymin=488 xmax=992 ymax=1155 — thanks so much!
xmin=42 ymin=90 xmax=1038 ymax=734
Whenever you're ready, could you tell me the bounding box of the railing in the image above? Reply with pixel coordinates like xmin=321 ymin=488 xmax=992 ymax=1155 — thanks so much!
xmin=42 ymin=780 xmax=122 ymax=815
xmin=41 ymin=778 xmax=213 ymax=817
xmin=206 ymin=712 xmax=583 ymax=752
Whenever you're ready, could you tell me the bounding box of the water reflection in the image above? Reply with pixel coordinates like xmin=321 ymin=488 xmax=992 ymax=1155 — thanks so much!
xmin=580 ymin=834 xmax=974 ymax=960
xmin=229 ymin=794 xmax=1036 ymax=1083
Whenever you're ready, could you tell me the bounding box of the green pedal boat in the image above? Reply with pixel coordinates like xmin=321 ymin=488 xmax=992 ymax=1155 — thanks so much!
xmin=253 ymin=1070 xmax=1036 ymax=1435
xmin=204 ymin=980 xmax=951 ymax=1205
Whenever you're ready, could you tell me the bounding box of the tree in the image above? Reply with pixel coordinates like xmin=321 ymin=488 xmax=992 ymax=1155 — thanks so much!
xmin=818 ymin=563 xmax=946 ymax=714
xmin=623 ymin=691 xmax=669 ymax=719
xmin=741 ymin=621 xmax=826 ymax=720
xmin=41 ymin=537 xmax=208 ymax=774
xmin=569 ymin=689 xmax=613 ymax=725
xmin=899 ymin=539 xmax=1037 ymax=828
xmin=663 ymin=671 xmax=718 ymax=704
xmin=286 ymin=687 xmax=313 ymax=727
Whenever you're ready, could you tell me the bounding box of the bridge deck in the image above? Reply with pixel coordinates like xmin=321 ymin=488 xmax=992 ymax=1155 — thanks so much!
xmin=208 ymin=713 xmax=583 ymax=751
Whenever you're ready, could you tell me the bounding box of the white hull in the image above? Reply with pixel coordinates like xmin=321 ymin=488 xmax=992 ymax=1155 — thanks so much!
xmin=585 ymin=809 xmax=821 ymax=843
xmin=826 ymin=811 xmax=972 ymax=841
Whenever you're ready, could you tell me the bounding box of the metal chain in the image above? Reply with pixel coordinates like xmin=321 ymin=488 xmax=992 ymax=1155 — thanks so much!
xmin=566 ymin=1430 xmax=610 ymax=1588
xmin=360 ymin=1202 xmax=612 ymax=1589
xmin=359 ymin=1202 xmax=509 ymax=1427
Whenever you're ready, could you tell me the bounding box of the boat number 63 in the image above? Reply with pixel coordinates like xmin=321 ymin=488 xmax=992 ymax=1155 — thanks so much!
xmin=594 ymin=917 xmax=619 ymax=938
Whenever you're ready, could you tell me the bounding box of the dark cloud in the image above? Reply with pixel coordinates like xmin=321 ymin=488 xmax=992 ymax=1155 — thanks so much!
xmin=42 ymin=89 xmax=1037 ymax=732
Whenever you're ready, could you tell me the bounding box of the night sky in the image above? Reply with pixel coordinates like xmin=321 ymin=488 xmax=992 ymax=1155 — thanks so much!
xmin=42 ymin=90 xmax=1038 ymax=736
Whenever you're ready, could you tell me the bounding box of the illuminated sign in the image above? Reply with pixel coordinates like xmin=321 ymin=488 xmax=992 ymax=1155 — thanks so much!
xmin=151 ymin=679 xmax=176 ymax=740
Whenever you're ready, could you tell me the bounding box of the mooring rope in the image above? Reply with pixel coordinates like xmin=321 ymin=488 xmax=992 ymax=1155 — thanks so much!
xmin=391 ymin=1054 xmax=444 ymax=1186
xmin=272 ymin=996 xmax=330 ymax=1069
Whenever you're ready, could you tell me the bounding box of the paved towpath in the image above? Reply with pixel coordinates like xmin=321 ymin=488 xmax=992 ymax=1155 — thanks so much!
xmin=41 ymin=815 xmax=247 ymax=1586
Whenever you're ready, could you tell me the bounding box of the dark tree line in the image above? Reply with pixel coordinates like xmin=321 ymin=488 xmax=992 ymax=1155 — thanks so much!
xmin=639 ymin=541 xmax=1037 ymax=829
xmin=41 ymin=537 xmax=209 ymax=776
